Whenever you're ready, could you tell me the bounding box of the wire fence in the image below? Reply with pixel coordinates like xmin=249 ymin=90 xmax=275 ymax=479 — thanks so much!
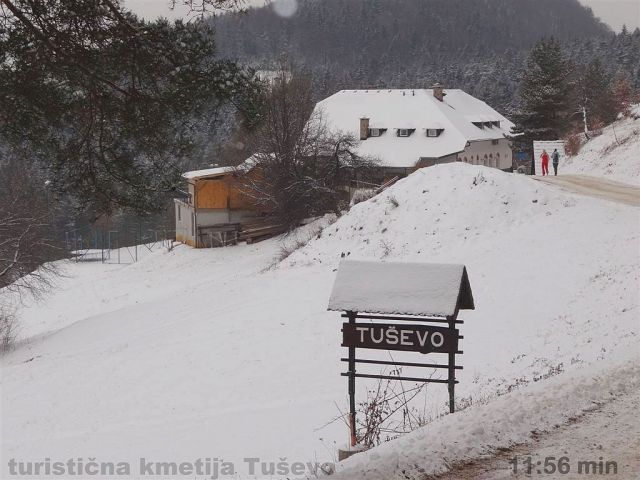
xmin=65 ymin=226 xmax=176 ymax=264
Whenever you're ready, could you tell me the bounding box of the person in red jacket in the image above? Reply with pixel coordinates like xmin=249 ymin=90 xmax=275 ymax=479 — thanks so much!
xmin=540 ymin=150 xmax=550 ymax=176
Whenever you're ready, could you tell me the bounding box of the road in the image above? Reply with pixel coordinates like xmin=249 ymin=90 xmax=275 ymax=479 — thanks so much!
xmin=430 ymin=389 xmax=640 ymax=479
xmin=533 ymin=174 xmax=640 ymax=207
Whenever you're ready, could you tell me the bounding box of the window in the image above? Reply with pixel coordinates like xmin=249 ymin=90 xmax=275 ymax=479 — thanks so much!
xmin=191 ymin=212 xmax=195 ymax=236
xmin=491 ymin=139 xmax=499 ymax=145
xmin=398 ymin=129 xmax=410 ymax=137
xmin=370 ymin=128 xmax=381 ymax=137
xmin=426 ymin=129 xmax=439 ymax=137
xmin=492 ymin=121 xmax=501 ymax=128
xmin=178 ymin=205 xmax=181 ymax=221
xmin=472 ymin=122 xmax=484 ymax=129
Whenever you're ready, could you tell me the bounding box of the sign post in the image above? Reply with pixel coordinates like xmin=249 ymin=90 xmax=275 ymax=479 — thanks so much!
xmin=346 ymin=310 xmax=357 ymax=447
xmin=448 ymin=313 xmax=458 ymax=414
xmin=328 ymin=260 xmax=475 ymax=449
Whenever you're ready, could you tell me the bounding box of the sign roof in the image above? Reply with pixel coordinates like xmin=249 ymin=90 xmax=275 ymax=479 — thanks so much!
xmin=327 ymin=260 xmax=474 ymax=317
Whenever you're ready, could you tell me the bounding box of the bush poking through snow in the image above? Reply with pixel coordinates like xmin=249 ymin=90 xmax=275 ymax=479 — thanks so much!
xmin=387 ymin=195 xmax=400 ymax=208
xmin=0 ymin=307 xmax=18 ymax=352
xmin=356 ymin=368 xmax=430 ymax=449
xmin=379 ymin=239 xmax=392 ymax=258
xmin=271 ymin=219 xmax=332 ymax=267
xmin=472 ymin=172 xmax=486 ymax=186
xmin=564 ymin=132 xmax=582 ymax=156
xmin=351 ymin=189 xmax=377 ymax=206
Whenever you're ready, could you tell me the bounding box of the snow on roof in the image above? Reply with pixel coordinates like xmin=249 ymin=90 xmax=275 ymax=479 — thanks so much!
xmin=182 ymin=156 xmax=259 ymax=180
xmin=327 ymin=260 xmax=475 ymax=317
xmin=315 ymin=89 xmax=514 ymax=168
xmin=182 ymin=166 xmax=235 ymax=180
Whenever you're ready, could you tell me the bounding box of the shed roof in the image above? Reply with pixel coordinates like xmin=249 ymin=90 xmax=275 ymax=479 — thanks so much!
xmin=182 ymin=156 xmax=260 ymax=181
xmin=327 ymin=260 xmax=474 ymax=317
xmin=182 ymin=166 xmax=235 ymax=180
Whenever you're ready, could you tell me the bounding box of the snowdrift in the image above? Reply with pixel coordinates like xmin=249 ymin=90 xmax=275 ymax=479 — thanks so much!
xmin=2 ymin=164 xmax=638 ymax=478
xmin=562 ymin=109 xmax=640 ymax=185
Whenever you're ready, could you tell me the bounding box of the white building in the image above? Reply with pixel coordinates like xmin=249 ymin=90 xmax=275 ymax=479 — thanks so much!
xmin=315 ymin=85 xmax=515 ymax=178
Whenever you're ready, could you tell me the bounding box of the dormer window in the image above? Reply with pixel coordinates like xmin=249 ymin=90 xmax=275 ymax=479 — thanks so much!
xmin=369 ymin=128 xmax=383 ymax=137
xmin=472 ymin=122 xmax=484 ymax=129
xmin=426 ymin=129 xmax=442 ymax=137
xmin=484 ymin=122 xmax=493 ymax=129
xmin=492 ymin=121 xmax=501 ymax=128
xmin=398 ymin=129 xmax=410 ymax=137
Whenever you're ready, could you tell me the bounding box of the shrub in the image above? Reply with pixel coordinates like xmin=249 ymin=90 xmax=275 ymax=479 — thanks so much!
xmin=0 ymin=307 xmax=18 ymax=352
xmin=564 ymin=133 xmax=582 ymax=156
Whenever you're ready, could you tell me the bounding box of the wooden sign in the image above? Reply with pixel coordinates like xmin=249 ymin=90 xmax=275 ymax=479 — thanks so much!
xmin=342 ymin=323 xmax=458 ymax=354
xmin=327 ymin=260 xmax=476 ymax=447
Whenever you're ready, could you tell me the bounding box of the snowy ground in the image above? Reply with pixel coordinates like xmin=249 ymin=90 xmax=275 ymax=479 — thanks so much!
xmin=562 ymin=110 xmax=640 ymax=185
xmin=431 ymin=385 xmax=640 ymax=480
xmin=2 ymin=163 xmax=639 ymax=479
xmin=335 ymin=359 xmax=640 ymax=479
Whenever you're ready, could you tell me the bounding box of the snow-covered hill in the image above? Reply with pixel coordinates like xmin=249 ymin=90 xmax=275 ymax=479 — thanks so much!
xmin=562 ymin=109 xmax=640 ymax=185
xmin=2 ymin=164 xmax=638 ymax=478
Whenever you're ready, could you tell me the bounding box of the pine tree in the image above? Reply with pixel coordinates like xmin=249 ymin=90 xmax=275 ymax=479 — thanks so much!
xmin=512 ymin=38 xmax=572 ymax=143
xmin=0 ymin=0 xmax=258 ymax=216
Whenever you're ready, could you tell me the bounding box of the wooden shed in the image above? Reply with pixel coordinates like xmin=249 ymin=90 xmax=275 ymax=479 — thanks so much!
xmin=175 ymin=166 xmax=261 ymax=248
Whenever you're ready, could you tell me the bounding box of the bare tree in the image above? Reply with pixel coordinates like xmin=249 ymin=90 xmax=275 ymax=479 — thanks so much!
xmin=238 ymin=67 xmax=377 ymax=228
xmin=171 ymin=0 xmax=245 ymax=15
xmin=0 ymin=157 xmax=63 ymax=298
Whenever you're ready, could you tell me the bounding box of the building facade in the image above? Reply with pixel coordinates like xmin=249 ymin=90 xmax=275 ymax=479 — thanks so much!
xmin=175 ymin=167 xmax=258 ymax=247
xmin=315 ymin=85 xmax=515 ymax=182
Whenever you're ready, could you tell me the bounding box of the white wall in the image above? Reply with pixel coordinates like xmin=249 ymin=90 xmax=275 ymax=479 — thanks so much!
xmin=174 ymin=199 xmax=261 ymax=247
xmin=174 ymin=199 xmax=195 ymax=246
xmin=197 ymin=209 xmax=256 ymax=226
xmin=458 ymin=139 xmax=512 ymax=170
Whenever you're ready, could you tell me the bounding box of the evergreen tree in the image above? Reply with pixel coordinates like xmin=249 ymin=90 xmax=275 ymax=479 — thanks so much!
xmin=0 ymin=0 xmax=258 ymax=216
xmin=512 ymin=38 xmax=572 ymax=143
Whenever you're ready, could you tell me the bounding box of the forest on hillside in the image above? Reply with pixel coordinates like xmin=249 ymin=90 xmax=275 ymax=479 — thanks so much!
xmin=211 ymin=0 xmax=640 ymax=114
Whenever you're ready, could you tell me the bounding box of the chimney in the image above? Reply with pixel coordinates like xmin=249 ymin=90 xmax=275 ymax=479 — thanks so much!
xmin=359 ymin=117 xmax=370 ymax=140
xmin=432 ymin=83 xmax=446 ymax=102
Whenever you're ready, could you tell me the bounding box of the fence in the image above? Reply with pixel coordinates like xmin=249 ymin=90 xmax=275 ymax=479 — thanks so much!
xmin=65 ymin=226 xmax=176 ymax=264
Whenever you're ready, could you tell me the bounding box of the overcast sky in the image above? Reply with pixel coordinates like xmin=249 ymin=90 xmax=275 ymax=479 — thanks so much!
xmin=124 ymin=0 xmax=639 ymax=32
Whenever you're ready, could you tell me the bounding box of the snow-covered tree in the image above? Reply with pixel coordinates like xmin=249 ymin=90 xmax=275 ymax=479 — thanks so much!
xmin=512 ymin=38 xmax=573 ymax=143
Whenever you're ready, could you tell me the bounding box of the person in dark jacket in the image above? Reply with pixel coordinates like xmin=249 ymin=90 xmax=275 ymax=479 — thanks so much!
xmin=552 ymin=149 xmax=560 ymax=176
xmin=540 ymin=150 xmax=549 ymax=176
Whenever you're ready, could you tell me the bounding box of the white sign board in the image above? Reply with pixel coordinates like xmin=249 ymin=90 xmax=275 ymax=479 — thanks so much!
xmin=533 ymin=140 xmax=565 ymax=175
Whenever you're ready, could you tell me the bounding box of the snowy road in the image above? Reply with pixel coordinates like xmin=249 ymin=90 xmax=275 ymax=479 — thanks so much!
xmin=534 ymin=175 xmax=640 ymax=206
xmin=430 ymin=388 xmax=640 ymax=479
